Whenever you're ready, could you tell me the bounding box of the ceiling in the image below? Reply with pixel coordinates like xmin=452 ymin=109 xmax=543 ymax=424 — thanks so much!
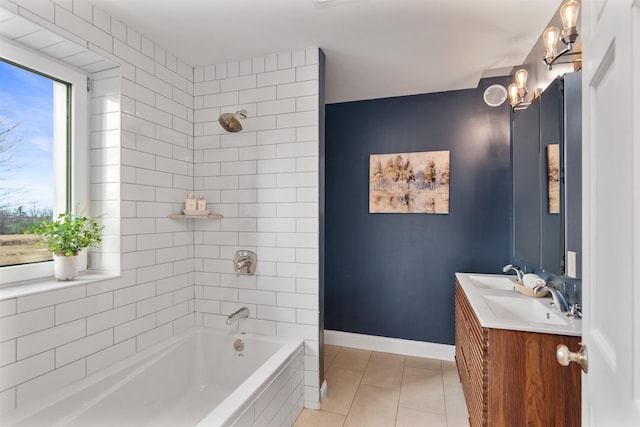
xmin=88 ymin=0 xmax=561 ymax=104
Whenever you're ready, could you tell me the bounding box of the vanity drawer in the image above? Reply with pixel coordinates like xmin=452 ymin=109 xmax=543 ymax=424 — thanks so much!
xmin=455 ymin=282 xmax=489 ymax=426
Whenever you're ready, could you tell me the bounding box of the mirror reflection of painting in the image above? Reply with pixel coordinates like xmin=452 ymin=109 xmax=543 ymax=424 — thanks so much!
xmin=547 ymin=144 xmax=560 ymax=214
xmin=369 ymin=150 xmax=450 ymax=214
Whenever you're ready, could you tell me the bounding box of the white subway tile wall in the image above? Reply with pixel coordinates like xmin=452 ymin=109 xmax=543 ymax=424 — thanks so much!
xmin=0 ymin=0 xmax=194 ymax=414
xmin=0 ymin=0 xmax=320 ymax=419
xmin=193 ymin=49 xmax=320 ymax=408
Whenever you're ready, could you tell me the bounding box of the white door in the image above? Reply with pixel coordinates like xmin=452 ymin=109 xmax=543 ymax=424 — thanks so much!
xmin=581 ymin=0 xmax=640 ymax=424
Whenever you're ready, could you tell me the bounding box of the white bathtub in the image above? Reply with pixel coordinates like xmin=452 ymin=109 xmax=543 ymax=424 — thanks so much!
xmin=5 ymin=328 xmax=304 ymax=427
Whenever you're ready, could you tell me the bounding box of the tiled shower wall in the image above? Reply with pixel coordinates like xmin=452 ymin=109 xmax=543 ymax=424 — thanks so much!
xmin=0 ymin=0 xmax=320 ymax=415
xmin=192 ymin=50 xmax=321 ymax=408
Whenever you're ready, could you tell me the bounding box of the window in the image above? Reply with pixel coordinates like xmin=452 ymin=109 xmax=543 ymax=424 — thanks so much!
xmin=0 ymin=38 xmax=88 ymax=285
xmin=0 ymin=60 xmax=65 ymax=267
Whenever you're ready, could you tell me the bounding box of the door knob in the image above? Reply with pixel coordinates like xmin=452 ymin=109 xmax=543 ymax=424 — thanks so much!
xmin=556 ymin=343 xmax=588 ymax=373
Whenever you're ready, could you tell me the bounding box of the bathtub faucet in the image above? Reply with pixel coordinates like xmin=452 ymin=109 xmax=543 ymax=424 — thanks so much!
xmin=235 ymin=258 xmax=251 ymax=273
xmin=233 ymin=250 xmax=257 ymax=277
xmin=226 ymin=307 xmax=250 ymax=325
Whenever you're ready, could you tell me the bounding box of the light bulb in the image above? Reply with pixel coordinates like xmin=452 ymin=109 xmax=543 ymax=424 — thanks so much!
xmin=515 ymin=69 xmax=528 ymax=90
xmin=560 ymin=0 xmax=580 ymax=30
xmin=508 ymin=83 xmax=520 ymax=107
xmin=543 ymin=27 xmax=560 ymax=61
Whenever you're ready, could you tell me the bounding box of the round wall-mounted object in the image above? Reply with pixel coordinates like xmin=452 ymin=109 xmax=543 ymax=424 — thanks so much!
xmin=483 ymin=84 xmax=508 ymax=107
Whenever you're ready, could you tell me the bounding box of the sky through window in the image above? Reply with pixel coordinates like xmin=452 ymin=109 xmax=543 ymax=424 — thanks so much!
xmin=0 ymin=59 xmax=54 ymax=212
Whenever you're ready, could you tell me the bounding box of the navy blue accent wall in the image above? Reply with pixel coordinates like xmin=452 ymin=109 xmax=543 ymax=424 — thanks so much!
xmin=325 ymin=78 xmax=512 ymax=345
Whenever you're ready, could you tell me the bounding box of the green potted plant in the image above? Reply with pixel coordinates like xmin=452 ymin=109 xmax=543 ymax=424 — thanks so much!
xmin=25 ymin=211 xmax=103 ymax=280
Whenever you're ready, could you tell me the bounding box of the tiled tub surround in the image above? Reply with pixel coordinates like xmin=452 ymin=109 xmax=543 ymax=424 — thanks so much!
xmin=191 ymin=51 xmax=321 ymax=408
xmin=4 ymin=327 xmax=304 ymax=427
xmin=0 ymin=0 xmax=321 ymax=415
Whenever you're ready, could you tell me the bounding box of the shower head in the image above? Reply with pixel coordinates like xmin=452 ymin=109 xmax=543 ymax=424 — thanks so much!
xmin=218 ymin=110 xmax=247 ymax=133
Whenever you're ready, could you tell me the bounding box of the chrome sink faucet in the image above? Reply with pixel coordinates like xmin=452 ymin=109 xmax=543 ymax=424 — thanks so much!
xmin=502 ymin=264 xmax=524 ymax=282
xmin=226 ymin=307 xmax=250 ymax=325
xmin=533 ymin=285 xmax=570 ymax=313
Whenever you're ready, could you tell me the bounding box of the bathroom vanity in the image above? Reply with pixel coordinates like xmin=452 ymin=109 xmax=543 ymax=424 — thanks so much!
xmin=454 ymin=273 xmax=581 ymax=427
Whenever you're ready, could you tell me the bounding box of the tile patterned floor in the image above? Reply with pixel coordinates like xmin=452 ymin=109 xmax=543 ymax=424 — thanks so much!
xmin=294 ymin=345 xmax=469 ymax=427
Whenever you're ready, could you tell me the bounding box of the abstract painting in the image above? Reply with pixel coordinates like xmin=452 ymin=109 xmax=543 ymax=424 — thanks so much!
xmin=546 ymin=144 xmax=560 ymax=214
xmin=369 ymin=150 xmax=450 ymax=214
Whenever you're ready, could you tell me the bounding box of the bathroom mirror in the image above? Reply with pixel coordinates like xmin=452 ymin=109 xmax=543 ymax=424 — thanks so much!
xmin=512 ymin=73 xmax=581 ymax=277
xmin=538 ymin=80 xmax=563 ymax=275
xmin=512 ymin=101 xmax=541 ymax=267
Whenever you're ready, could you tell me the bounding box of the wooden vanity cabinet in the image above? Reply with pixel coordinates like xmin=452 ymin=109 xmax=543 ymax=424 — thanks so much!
xmin=455 ymin=280 xmax=581 ymax=427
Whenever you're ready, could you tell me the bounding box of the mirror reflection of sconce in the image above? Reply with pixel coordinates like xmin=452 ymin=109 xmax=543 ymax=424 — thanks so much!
xmin=542 ymin=0 xmax=581 ymax=70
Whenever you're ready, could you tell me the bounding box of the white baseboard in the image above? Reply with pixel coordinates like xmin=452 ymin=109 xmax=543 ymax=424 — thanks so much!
xmin=319 ymin=380 xmax=327 ymax=401
xmin=324 ymin=330 xmax=455 ymax=361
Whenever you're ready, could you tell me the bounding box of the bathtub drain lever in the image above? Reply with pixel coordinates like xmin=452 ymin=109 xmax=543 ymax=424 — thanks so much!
xmin=233 ymin=339 xmax=245 ymax=352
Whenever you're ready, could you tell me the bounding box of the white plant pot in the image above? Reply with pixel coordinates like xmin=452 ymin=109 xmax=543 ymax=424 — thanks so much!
xmin=53 ymin=254 xmax=79 ymax=281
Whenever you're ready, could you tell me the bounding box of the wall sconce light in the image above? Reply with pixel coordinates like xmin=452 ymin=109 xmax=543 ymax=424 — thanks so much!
xmin=542 ymin=0 xmax=580 ymax=70
xmin=509 ymin=69 xmax=531 ymax=111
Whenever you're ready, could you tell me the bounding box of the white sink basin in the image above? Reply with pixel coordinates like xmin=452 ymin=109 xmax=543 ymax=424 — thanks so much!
xmin=466 ymin=274 xmax=516 ymax=291
xmin=455 ymin=272 xmax=581 ymax=335
xmin=483 ymin=295 xmax=567 ymax=325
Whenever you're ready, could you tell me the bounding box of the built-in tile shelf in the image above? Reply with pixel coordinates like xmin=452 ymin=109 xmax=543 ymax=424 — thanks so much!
xmin=168 ymin=214 xmax=224 ymax=219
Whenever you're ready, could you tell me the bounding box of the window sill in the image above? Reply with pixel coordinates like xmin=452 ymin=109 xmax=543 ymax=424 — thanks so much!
xmin=0 ymin=271 xmax=120 ymax=301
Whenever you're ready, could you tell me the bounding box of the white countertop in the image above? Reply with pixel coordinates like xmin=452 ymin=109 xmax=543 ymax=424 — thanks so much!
xmin=455 ymin=272 xmax=582 ymax=337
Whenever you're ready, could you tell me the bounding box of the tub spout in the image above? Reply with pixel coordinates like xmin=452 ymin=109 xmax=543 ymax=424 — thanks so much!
xmin=226 ymin=307 xmax=249 ymax=325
